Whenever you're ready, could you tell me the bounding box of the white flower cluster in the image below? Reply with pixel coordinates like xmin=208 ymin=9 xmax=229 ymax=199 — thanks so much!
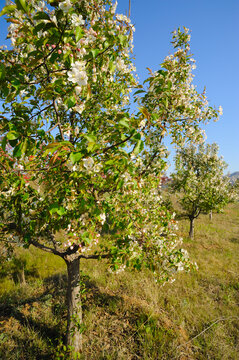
xmin=67 ymin=61 xmax=88 ymax=87
xmin=59 ymin=0 xmax=73 ymax=13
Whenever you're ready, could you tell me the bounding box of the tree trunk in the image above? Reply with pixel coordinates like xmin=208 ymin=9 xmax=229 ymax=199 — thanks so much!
xmin=19 ymin=267 xmax=26 ymax=285
xmin=209 ymin=210 xmax=212 ymax=221
xmin=189 ymin=217 xmax=194 ymax=239
xmin=66 ymin=257 xmax=83 ymax=357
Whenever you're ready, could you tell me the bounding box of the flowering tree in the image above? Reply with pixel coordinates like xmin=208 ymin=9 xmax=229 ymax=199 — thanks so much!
xmin=170 ymin=143 xmax=234 ymax=239
xmin=0 ymin=0 xmax=221 ymax=356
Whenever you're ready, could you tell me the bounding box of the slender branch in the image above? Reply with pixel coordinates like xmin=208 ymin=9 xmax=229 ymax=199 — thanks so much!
xmin=79 ymin=253 xmax=110 ymax=260
xmin=30 ymin=239 xmax=64 ymax=257
xmin=140 ymin=127 xmax=165 ymax=176
xmin=96 ymin=132 xmax=135 ymax=156
xmin=31 ymin=20 xmax=67 ymax=73
xmin=53 ymin=99 xmax=64 ymax=140
xmin=86 ymin=45 xmax=113 ymax=65
xmin=0 ymin=162 xmax=9 ymax=172
xmin=46 ymin=122 xmax=61 ymax=134
xmin=176 ymin=316 xmax=239 ymax=350
xmin=140 ymin=150 xmax=159 ymax=176
xmin=0 ymin=238 xmax=19 ymax=245
xmin=28 ymin=104 xmax=53 ymax=122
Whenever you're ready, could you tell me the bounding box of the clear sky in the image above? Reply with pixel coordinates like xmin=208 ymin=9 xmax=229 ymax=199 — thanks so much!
xmin=117 ymin=0 xmax=239 ymax=174
xmin=0 ymin=0 xmax=238 ymax=174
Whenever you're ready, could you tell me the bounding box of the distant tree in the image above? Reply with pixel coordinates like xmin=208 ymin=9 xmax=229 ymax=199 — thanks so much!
xmin=0 ymin=0 xmax=220 ymax=357
xmin=230 ymin=178 xmax=239 ymax=201
xmin=171 ymin=143 xmax=233 ymax=239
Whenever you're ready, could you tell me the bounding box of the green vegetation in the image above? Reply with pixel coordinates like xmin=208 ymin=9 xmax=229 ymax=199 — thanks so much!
xmin=0 ymin=202 xmax=238 ymax=359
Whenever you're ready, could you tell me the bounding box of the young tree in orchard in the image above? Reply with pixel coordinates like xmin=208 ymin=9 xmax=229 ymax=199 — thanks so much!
xmin=0 ymin=0 xmax=221 ymax=356
xmin=170 ymin=143 xmax=234 ymax=239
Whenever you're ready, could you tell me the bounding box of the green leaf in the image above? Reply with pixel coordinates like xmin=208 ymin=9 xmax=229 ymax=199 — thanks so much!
xmin=56 ymin=206 xmax=66 ymax=216
xmin=105 ymin=159 xmax=114 ymax=165
xmin=1 ymin=136 xmax=7 ymax=151
xmin=49 ymin=52 xmax=59 ymax=64
xmin=0 ymin=64 xmax=6 ymax=81
xmin=49 ymin=203 xmax=60 ymax=215
xmin=117 ymin=179 xmax=124 ymax=189
xmin=164 ymin=97 xmax=168 ymax=108
xmin=13 ymin=143 xmax=22 ymax=158
xmin=33 ymin=12 xmax=50 ymax=21
xmin=134 ymin=133 xmax=141 ymax=140
xmin=87 ymin=142 xmax=96 ymax=152
xmin=0 ymin=5 xmax=16 ymax=17
xmin=15 ymin=0 xmax=28 ymax=13
xmin=11 ymin=79 xmax=21 ymax=91
xmin=33 ymin=22 xmax=46 ymax=34
xmin=118 ymin=35 xmax=127 ymax=46
xmin=64 ymin=96 xmax=76 ymax=109
xmin=119 ymin=118 xmax=130 ymax=129
xmin=109 ymin=61 xmax=116 ymax=73
xmin=23 ymin=233 xmax=31 ymax=247
xmin=75 ymin=26 xmax=84 ymax=42
xmin=70 ymin=152 xmax=82 ymax=164
xmin=134 ymin=89 xmax=145 ymax=95
xmin=8 ymin=139 xmax=18 ymax=147
xmin=133 ymin=139 xmax=144 ymax=155
xmin=84 ymin=134 xmax=97 ymax=143
xmin=91 ymin=49 xmax=100 ymax=59
xmin=7 ymin=131 xmax=19 ymax=140
xmin=37 ymin=130 xmax=45 ymax=137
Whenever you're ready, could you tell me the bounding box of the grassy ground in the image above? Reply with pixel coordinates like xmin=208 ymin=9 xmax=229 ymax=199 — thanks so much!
xmin=0 ymin=203 xmax=238 ymax=359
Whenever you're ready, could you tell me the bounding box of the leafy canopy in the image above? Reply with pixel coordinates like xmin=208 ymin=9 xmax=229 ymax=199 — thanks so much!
xmin=171 ymin=143 xmax=235 ymax=219
xmin=0 ymin=0 xmax=221 ymax=282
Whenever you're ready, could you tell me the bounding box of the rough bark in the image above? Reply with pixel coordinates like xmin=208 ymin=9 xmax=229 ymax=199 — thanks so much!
xmin=19 ymin=267 xmax=26 ymax=285
xmin=209 ymin=210 xmax=213 ymax=221
xmin=66 ymin=256 xmax=82 ymax=357
xmin=189 ymin=217 xmax=195 ymax=239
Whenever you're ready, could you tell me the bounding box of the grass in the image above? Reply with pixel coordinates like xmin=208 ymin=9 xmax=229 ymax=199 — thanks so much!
xmin=0 ymin=203 xmax=238 ymax=359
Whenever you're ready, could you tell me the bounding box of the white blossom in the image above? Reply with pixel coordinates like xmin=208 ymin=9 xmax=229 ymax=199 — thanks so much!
xmin=59 ymin=0 xmax=72 ymax=12
xmin=75 ymin=86 xmax=82 ymax=95
xmin=99 ymin=213 xmax=106 ymax=224
xmin=71 ymin=13 xmax=85 ymax=26
xmin=83 ymin=157 xmax=94 ymax=170
xmin=67 ymin=61 xmax=88 ymax=86
xmin=74 ymin=103 xmax=85 ymax=114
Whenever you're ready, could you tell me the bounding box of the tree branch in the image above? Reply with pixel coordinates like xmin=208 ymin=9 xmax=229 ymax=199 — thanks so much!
xmin=53 ymin=99 xmax=64 ymax=140
xmin=95 ymin=132 xmax=135 ymax=156
xmin=28 ymin=104 xmax=53 ymax=122
xmin=79 ymin=253 xmax=110 ymax=260
xmin=30 ymin=239 xmax=64 ymax=257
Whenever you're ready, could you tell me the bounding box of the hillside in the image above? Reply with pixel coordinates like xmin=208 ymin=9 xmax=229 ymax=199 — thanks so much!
xmin=229 ymin=172 xmax=239 ymax=183
xmin=0 ymin=203 xmax=239 ymax=359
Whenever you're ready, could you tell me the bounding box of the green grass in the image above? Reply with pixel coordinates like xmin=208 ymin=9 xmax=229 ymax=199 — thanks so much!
xmin=0 ymin=203 xmax=238 ymax=359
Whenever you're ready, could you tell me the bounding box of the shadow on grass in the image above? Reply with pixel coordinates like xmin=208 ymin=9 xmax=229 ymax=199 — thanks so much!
xmin=230 ymin=237 xmax=239 ymax=244
xmin=0 ymin=273 xmax=68 ymax=359
xmin=175 ymin=213 xmax=188 ymax=220
xmin=0 ymin=272 xmax=176 ymax=360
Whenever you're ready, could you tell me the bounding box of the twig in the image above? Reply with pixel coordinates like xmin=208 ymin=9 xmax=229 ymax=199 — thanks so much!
xmin=176 ymin=316 xmax=239 ymax=349
xmin=28 ymin=104 xmax=53 ymax=122
xmin=53 ymin=99 xmax=64 ymax=140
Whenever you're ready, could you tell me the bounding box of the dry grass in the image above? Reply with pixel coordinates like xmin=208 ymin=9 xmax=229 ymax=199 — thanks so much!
xmin=0 ymin=203 xmax=238 ymax=359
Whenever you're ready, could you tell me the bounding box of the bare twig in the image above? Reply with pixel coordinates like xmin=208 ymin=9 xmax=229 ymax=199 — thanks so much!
xmin=28 ymin=104 xmax=53 ymax=122
xmin=176 ymin=316 xmax=239 ymax=350
xmin=79 ymin=253 xmax=110 ymax=260
xmin=30 ymin=239 xmax=64 ymax=257
xmin=53 ymin=99 xmax=64 ymax=140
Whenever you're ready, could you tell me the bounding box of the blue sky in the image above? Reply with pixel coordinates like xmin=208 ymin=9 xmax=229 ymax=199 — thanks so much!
xmin=117 ymin=0 xmax=239 ymax=174
xmin=0 ymin=0 xmax=238 ymax=174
